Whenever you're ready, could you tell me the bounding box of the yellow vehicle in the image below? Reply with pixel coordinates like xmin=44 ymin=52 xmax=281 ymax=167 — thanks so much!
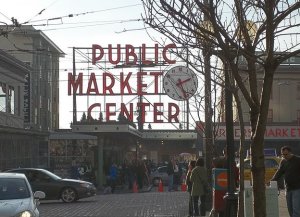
xmin=242 ymin=156 xmax=284 ymax=189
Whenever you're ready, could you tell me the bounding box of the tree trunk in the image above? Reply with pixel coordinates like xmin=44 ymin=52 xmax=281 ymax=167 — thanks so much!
xmin=251 ymin=68 xmax=274 ymax=217
xmin=233 ymin=90 xmax=245 ymax=217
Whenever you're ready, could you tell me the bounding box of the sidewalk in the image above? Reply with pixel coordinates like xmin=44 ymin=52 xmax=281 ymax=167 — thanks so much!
xmin=278 ymin=191 xmax=289 ymax=217
xmin=98 ymin=184 xmax=289 ymax=217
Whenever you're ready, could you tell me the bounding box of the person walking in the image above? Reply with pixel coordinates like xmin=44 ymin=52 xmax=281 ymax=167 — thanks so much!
xmin=186 ymin=160 xmax=196 ymax=217
xmin=190 ymin=158 xmax=208 ymax=217
xmin=271 ymin=146 xmax=300 ymax=217
xmin=109 ymin=162 xmax=118 ymax=193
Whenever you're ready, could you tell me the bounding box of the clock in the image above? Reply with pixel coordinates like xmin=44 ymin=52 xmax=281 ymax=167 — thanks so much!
xmin=163 ymin=66 xmax=198 ymax=101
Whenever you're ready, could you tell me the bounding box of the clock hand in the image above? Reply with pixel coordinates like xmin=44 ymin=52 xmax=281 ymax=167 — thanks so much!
xmin=176 ymin=78 xmax=191 ymax=86
xmin=177 ymin=81 xmax=187 ymax=99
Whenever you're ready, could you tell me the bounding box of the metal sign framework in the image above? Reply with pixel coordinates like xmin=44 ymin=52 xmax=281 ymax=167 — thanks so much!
xmin=70 ymin=45 xmax=195 ymax=130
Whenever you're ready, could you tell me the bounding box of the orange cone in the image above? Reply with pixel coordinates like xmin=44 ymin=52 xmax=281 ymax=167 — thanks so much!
xmin=181 ymin=182 xmax=187 ymax=191
xmin=133 ymin=181 xmax=138 ymax=193
xmin=158 ymin=179 xmax=164 ymax=192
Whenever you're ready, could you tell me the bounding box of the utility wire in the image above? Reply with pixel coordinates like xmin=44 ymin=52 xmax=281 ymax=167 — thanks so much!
xmin=0 ymin=11 xmax=11 ymax=22
xmin=22 ymin=4 xmax=141 ymax=25
xmin=23 ymin=0 xmax=61 ymax=24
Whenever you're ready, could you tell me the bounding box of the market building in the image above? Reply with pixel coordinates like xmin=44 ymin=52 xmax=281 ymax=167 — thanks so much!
xmin=216 ymin=56 xmax=300 ymax=154
xmin=0 ymin=25 xmax=63 ymax=170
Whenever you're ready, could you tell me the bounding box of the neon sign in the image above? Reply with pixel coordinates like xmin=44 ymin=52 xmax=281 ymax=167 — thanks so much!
xmin=68 ymin=44 xmax=180 ymax=124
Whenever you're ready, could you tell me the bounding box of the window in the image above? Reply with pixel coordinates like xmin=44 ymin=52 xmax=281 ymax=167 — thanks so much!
xmin=0 ymin=82 xmax=6 ymax=112
xmin=267 ymin=109 xmax=273 ymax=123
xmin=297 ymin=82 xmax=300 ymax=100
xmin=7 ymin=86 xmax=15 ymax=114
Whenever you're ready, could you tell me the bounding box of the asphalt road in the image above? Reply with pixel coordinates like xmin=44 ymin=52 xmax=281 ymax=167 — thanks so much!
xmin=39 ymin=191 xmax=189 ymax=217
xmin=39 ymin=187 xmax=289 ymax=217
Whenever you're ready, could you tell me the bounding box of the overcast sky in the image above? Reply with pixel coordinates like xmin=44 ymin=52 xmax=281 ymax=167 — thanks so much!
xmin=1 ymin=0 xmax=196 ymax=130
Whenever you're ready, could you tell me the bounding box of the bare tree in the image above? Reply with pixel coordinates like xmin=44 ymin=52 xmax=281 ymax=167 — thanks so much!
xmin=141 ymin=0 xmax=300 ymax=216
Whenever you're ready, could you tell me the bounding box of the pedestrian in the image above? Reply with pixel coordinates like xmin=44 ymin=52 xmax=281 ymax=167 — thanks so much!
xmin=186 ymin=160 xmax=196 ymax=217
xmin=173 ymin=160 xmax=180 ymax=191
xmin=136 ymin=160 xmax=145 ymax=190
xmin=109 ymin=162 xmax=118 ymax=193
xmin=190 ymin=158 xmax=208 ymax=217
xmin=167 ymin=159 xmax=175 ymax=191
xmin=271 ymin=146 xmax=300 ymax=217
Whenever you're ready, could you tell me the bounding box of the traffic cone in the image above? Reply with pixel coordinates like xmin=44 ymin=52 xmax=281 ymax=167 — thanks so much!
xmin=181 ymin=182 xmax=187 ymax=191
xmin=158 ymin=179 xmax=164 ymax=192
xmin=133 ymin=181 xmax=138 ymax=193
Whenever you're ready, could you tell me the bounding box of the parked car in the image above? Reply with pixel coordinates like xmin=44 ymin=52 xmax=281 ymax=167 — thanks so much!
xmin=240 ymin=156 xmax=284 ymax=189
xmin=150 ymin=162 xmax=188 ymax=186
xmin=150 ymin=166 xmax=169 ymax=186
xmin=0 ymin=172 xmax=45 ymax=217
xmin=5 ymin=168 xmax=97 ymax=203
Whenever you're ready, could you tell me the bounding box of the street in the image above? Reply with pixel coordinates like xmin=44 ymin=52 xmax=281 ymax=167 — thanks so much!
xmin=39 ymin=191 xmax=189 ymax=217
xmin=39 ymin=187 xmax=289 ymax=217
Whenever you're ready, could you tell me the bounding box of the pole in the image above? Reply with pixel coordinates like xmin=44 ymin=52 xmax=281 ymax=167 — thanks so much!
xmin=72 ymin=47 xmax=77 ymax=124
xmin=138 ymin=47 xmax=143 ymax=131
xmin=224 ymin=60 xmax=238 ymax=217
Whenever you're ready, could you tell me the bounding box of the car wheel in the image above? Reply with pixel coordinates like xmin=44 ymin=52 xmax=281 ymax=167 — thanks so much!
xmin=152 ymin=178 xmax=161 ymax=186
xmin=61 ymin=187 xmax=77 ymax=203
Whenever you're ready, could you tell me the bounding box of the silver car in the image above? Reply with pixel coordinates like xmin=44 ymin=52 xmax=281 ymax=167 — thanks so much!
xmin=0 ymin=173 xmax=45 ymax=217
xmin=150 ymin=166 xmax=169 ymax=186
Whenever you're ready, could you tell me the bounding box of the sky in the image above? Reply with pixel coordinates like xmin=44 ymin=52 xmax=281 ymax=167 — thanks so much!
xmin=1 ymin=0 xmax=200 ymax=130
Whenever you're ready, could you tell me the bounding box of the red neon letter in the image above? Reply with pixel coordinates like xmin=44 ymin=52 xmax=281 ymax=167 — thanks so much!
xmin=162 ymin=44 xmax=176 ymax=64
xmin=125 ymin=44 xmax=137 ymax=65
xmin=150 ymin=72 xmax=163 ymax=94
xmin=108 ymin=44 xmax=121 ymax=64
xmin=87 ymin=103 xmax=101 ymax=119
xmin=153 ymin=103 xmax=163 ymax=123
xmin=137 ymin=102 xmax=150 ymax=123
xmin=120 ymin=103 xmax=134 ymax=121
xmin=87 ymin=73 xmax=100 ymax=95
xmin=106 ymin=103 xmax=116 ymax=121
xmin=141 ymin=44 xmax=152 ymax=65
xmin=68 ymin=72 xmax=83 ymax=95
xmin=103 ymin=73 xmax=115 ymax=94
xmin=168 ymin=103 xmax=179 ymax=122
xmin=137 ymin=72 xmax=147 ymax=95
xmin=92 ymin=44 xmax=104 ymax=65
xmin=120 ymin=72 xmax=133 ymax=95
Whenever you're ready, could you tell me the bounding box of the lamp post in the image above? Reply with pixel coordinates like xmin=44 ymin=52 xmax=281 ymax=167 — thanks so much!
xmin=223 ymin=21 xmax=257 ymax=217
xmin=223 ymin=58 xmax=238 ymax=217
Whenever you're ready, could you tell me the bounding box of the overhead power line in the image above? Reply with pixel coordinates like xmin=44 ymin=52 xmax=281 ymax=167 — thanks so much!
xmin=24 ymin=0 xmax=61 ymax=24
xmin=22 ymin=4 xmax=141 ymax=25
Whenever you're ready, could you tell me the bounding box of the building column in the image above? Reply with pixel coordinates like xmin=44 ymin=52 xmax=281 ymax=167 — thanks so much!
xmin=97 ymin=137 xmax=104 ymax=187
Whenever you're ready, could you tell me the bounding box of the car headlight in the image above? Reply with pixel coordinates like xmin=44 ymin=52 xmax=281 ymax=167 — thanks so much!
xmin=16 ymin=211 xmax=33 ymax=217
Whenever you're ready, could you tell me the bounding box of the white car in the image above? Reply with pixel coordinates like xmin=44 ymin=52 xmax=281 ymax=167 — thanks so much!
xmin=0 ymin=173 xmax=45 ymax=217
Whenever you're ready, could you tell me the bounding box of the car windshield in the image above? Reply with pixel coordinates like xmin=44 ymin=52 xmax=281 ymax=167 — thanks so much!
xmin=40 ymin=170 xmax=62 ymax=180
xmin=0 ymin=178 xmax=30 ymax=200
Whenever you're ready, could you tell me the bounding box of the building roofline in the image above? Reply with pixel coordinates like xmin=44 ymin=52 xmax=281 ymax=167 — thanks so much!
xmin=0 ymin=49 xmax=31 ymax=74
xmin=4 ymin=25 xmax=65 ymax=57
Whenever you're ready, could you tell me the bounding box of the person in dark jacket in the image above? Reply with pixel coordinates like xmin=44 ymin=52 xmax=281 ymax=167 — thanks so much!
xmin=271 ymin=146 xmax=300 ymax=217
xmin=167 ymin=159 xmax=175 ymax=191
xmin=190 ymin=158 xmax=208 ymax=217
xmin=186 ymin=160 xmax=196 ymax=217
xmin=109 ymin=163 xmax=118 ymax=193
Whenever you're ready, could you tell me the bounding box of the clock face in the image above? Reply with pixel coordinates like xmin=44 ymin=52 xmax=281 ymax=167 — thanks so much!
xmin=163 ymin=66 xmax=198 ymax=101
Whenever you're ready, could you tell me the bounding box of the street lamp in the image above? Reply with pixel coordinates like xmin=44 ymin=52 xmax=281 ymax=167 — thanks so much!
xmin=223 ymin=21 xmax=257 ymax=217
xmin=199 ymin=19 xmax=257 ymax=216
xmin=223 ymin=58 xmax=238 ymax=217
